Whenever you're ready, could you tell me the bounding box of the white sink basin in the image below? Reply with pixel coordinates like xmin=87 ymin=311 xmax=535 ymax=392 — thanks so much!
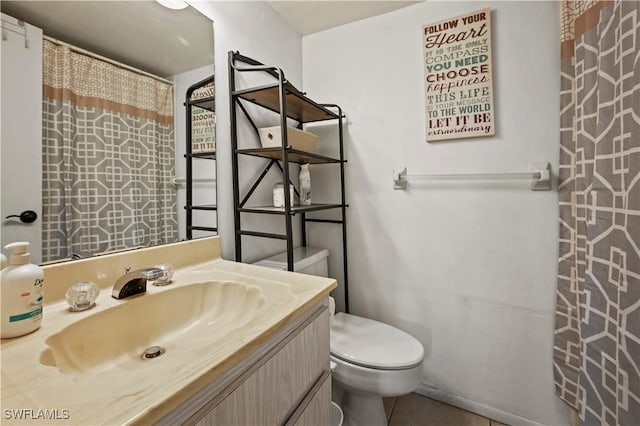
xmin=39 ymin=281 xmax=266 ymax=373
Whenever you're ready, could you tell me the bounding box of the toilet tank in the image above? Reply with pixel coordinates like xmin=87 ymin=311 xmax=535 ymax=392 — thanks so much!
xmin=253 ymin=247 xmax=329 ymax=277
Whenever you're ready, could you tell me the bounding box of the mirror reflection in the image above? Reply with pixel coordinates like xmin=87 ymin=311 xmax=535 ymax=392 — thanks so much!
xmin=0 ymin=1 xmax=216 ymax=265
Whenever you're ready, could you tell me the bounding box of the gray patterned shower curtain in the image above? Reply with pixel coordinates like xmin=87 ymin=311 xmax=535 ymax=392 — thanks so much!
xmin=41 ymin=40 xmax=178 ymax=262
xmin=553 ymin=1 xmax=639 ymax=425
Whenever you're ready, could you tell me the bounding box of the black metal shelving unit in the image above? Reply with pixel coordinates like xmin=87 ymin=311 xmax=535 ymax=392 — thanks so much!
xmin=229 ymin=51 xmax=349 ymax=311
xmin=185 ymin=74 xmax=217 ymax=238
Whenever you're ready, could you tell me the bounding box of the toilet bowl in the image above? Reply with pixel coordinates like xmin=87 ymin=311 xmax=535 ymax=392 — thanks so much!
xmin=330 ymin=312 xmax=424 ymax=426
xmin=254 ymin=247 xmax=425 ymax=426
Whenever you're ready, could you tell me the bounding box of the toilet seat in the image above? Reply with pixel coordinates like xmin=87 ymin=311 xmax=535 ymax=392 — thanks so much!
xmin=330 ymin=313 xmax=424 ymax=370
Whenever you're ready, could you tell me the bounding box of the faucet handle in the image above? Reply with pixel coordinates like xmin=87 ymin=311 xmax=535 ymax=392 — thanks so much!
xmin=151 ymin=263 xmax=175 ymax=286
xmin=65 ymin=281 xmax=100 ymax=311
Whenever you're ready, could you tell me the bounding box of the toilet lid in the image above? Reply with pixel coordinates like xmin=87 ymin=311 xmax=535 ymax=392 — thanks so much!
xmin=330 ymin=313 xmax=424 ymax=370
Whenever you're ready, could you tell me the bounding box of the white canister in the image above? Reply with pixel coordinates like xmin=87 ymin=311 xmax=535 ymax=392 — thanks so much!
xmin=299 ymin=164 xmax=311 ymax=205
xmin=273 ymin=182 xmax=294 ymax=208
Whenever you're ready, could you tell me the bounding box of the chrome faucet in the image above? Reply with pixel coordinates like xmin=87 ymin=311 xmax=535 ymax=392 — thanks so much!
xmin=112 ymin=267 xmax=164 ymax=299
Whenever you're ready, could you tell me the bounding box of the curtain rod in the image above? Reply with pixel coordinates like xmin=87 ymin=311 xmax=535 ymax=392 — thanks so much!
xmin=43 ymin=35 xmax=173 ymax=85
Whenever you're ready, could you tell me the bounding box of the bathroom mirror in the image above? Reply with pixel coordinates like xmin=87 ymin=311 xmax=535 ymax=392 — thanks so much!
xmin=0 ymin=1 xmax=216 ymax=265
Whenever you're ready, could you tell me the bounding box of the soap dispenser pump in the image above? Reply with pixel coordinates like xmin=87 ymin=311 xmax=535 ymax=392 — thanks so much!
xmin=1 ymin=242 xmax=45 ymax=338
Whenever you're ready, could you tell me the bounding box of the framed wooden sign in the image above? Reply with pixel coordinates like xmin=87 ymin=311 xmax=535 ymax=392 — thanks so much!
xmin=191 ymin=107 xmax=216 ymax=154
xmin=190 ymin=82 xmax=216 ymax=154
xmin=423 ymin=8 xmax=495 ymax=142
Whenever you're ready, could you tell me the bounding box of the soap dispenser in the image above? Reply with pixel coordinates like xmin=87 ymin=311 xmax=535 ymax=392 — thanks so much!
xmin=1 ymin=242 xmax=45 ymax=338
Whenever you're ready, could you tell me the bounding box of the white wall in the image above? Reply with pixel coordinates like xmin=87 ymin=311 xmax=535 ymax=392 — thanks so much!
xmin=0 ymin=14 xmax=43 ymax=263
xmin=189 ymin=1 xmax=304 ymax=263
xmin=303 ymin=2 xmax=571 ymax=425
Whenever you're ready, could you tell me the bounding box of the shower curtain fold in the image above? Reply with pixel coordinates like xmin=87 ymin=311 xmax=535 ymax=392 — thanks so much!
xmin=553 ymin=1 xmax=639 ymax=425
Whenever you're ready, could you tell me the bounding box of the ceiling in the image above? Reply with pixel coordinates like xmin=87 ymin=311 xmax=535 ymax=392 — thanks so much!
xmin=0 ymin=1 xmax=214 ymax=77
xmin=0 ymin=1 xmax=420 ymax=77
xmin=267 ymin=0 xmax=422 ymax=35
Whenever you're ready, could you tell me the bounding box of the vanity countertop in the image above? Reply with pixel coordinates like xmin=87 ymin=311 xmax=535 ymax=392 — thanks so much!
xmin=0 ymin=249 xmax=336 ymax=425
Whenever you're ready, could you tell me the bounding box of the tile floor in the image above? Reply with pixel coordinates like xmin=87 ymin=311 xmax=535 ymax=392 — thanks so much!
xmin=383 ymin=393 xmax=508 ymax=426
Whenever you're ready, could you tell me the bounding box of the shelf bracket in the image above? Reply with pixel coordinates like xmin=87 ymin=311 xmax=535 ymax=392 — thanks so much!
xmin=529 ymin=162 xmax=552 ymax=191
xmin=393 ymin=168 xmax=408 ymax=190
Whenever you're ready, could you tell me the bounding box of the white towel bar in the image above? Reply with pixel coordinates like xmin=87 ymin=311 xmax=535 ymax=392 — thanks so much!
xmin=172 ymin=177 xmax=216 ymax=186
xmin=393 ymin=162 xmax=551 ymax=191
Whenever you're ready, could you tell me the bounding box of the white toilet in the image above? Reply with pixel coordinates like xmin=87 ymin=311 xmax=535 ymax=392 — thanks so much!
xmin=254 ymin=247 xmax=425 ymax=426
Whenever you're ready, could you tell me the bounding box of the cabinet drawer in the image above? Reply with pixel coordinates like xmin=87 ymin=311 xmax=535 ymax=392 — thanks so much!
xmin=196 ymin=308 xmax=330 ymax=425
xmin=290 ymin=374 xmax=331 ymax=426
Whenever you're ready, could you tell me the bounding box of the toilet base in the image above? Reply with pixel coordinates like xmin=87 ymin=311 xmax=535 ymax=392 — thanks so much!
xmin=332 ymin=381 xmax=388 ymax=426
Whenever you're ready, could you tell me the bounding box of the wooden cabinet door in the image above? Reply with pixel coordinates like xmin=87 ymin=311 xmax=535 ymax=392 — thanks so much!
xmin=196 ymin=308 xmax=330 ymax=426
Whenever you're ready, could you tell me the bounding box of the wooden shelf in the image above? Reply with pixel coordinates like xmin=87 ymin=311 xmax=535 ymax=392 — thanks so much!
xmin=234 ymin=83 xmax=338 ymax=123
xmin=186 ymin=152 xmax=216 ymax=160
xmin=238 ymin=204 xmax=343 ymax=216
xmin=185 ymin=205 xmax=217 ymax=211
xmin=188 ymin=225 xmax=217 ymax=232
xmin=188 ymin=96 xmax=215 ymax=112
xmin=237 ymin=147 xmax=341 ymax=164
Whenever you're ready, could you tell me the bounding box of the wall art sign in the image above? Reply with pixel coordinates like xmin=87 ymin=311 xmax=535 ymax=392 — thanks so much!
xmin=191 ymin=107 xmax=216 ymax=153
xmin=190 ymin=82 xmax=216 ymax=154
xmin=423 ymin=8 xmax=495 ymax=142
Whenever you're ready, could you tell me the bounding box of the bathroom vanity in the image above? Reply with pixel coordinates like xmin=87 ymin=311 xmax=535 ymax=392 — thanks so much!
xmin=164 ymin=305 xmax=330 ymax=425
xmin=0 ymin=237 xmax=335 ymax=425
